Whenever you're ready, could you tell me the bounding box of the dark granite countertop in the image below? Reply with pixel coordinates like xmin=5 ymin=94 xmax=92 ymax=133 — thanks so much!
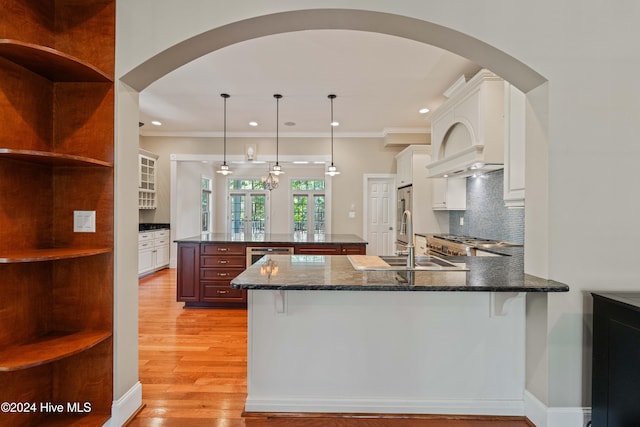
xmin=139 ymin=223 xmax=170 ymax=231
xmin=592 ymin=292 xmax=640 ymax=311
xmin=175 ymin=233 xmax=367 ymax=245
xmin=231 ymin=254 xmax=569 ymax=293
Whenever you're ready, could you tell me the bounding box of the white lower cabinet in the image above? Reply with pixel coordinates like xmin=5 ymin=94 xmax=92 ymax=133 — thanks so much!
xmin=138 ymin=229 xmax=170 ymax=276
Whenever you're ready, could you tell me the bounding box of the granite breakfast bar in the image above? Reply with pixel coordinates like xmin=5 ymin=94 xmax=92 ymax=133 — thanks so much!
xmin=231 ymin=253 xmax=568 ymax=417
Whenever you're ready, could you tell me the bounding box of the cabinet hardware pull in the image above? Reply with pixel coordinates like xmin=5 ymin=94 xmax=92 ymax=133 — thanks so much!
xmin=219 ymin=260 xmax=228 ymax=264
xmin=217 ymin=290 xmax=228 ymax=294
xmin=217 ymin=248 xmax=228 ymax=252
xmin=218 ymin=273 xmax=228 ymax=277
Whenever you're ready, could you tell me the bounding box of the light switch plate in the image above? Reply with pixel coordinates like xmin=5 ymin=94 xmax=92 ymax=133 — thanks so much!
xmin=74 ymin=210 xmax=96 ymax=233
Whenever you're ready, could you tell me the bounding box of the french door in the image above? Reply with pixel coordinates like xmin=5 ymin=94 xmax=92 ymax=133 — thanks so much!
xmin=229 ymin=192 xmax=268 ymax=240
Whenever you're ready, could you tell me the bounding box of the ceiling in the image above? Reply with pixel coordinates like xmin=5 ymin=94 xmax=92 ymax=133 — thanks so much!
xmin=138 ymin=30 xmax=481 ymax=138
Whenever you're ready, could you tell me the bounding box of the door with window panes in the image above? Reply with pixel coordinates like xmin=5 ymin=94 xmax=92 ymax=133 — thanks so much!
xmin=292 ymin=179 xmax=325 ymax=240
xmin=228 ymin=179 xmax=268 ymax=240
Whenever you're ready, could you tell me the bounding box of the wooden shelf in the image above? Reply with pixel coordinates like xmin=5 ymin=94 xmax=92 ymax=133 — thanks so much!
xmin=36 ymin=414 xmax=110 ymax=427
xmin=0 ymin=247 xmax=112 ymax=263
xmin=0 ymin=39 xmax=113 ymax=82
xmin=0 ymin=330 xmax=111 ymax=371
xmin=0 ymin=148 xmax=113 ymax=167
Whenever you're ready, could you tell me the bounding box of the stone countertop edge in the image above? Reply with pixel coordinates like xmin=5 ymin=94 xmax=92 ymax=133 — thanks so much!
xmin=174 ymin=233 xmax=367 ymax=244
xmin=230 ymin=255 xmax=569 ymax=293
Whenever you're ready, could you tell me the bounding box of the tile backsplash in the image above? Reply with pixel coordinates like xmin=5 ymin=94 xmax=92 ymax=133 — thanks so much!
xmin=448 ymin=169 xmax=524 ymax=244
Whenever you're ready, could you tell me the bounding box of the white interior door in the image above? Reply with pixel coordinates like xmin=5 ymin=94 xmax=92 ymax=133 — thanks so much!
xmin=364 ymin=176 xmax=395 ymax=256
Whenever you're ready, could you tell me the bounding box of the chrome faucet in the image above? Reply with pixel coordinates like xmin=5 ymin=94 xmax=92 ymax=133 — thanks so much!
xmin=400 ymin=210 xmax=415 ymax=268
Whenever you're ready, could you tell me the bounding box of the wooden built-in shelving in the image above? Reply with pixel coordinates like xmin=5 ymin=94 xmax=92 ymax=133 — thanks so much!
xmin=0 ymin=148 xmax=114 ymax=167
xmin=0 ymin=330 xmax=111 ymax=371
xmin=0 ymin=39 xmax=113 ymax=82
xmin=0 ymin=247 xmax=112 ymax=263
xmin=0 ymin=1 xmax=115 ymax=425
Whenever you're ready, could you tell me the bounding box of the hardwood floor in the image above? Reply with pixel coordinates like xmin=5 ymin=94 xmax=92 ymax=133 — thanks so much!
xmin=128 ymin=269 xmax=532 ymax=427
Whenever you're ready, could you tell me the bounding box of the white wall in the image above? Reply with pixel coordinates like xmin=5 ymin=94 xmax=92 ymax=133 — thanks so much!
xmin=140 ymin=135 xmax=403 ymax=236
xmin=115 ymin=1 xmax=640 ymax=425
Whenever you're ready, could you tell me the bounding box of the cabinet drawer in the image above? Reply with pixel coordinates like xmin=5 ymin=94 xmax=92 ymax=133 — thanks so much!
xmin=154 ymin=229 xmax=169 ymax=239
xmin=200 ymin=267 xmax=244 ymax=281
xmin=201 ymin=283 xmax=246 ymax=303
xmin=200 ymin=255 xmax=245 ymax=268
xmin=139 ymin=232 xmax=153 ymax=242
xmin=154 ymin=237 xmax=169 ymax=246
xmin=295 ymin=244 xmax=341 ymax=255
xmin=201 ymin=244 xmax=246 ymax=255
xmin=138 ymin=240 xmax=154 ymax=251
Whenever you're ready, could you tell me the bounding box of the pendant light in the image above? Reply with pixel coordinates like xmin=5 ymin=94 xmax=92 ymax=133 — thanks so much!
xmin=326 ymin=94 xmax=340 ymax=176
xmin=271 ymin=94 xmax=285 ymax=176
xmin=216 ymin=93 xmax=232 ymax=175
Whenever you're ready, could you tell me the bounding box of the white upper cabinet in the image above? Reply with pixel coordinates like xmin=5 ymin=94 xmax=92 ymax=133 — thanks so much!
xmin=432 ymin=178 xmax=466 ymax=210
xmin=503 ymin=83 xmax=526 ymax=207
xmin=395 ymin=145 xmax=430 ymax=188
xmin=139 ymin=150 xmax=158 ymax=209
xmin=427 ymin=69 xmax=505 ymax=178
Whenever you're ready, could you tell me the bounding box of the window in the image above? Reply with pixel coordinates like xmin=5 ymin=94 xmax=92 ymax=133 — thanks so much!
xmin=228 ymin=179 xmax=268 ymax=239
xmin=292 ymin=179 xmax=326 ymax=240
xmin=201 ymin=177 xmax=212 ymax=232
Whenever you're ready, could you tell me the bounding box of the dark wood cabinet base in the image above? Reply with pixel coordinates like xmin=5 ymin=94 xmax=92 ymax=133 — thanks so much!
xmin=177 ymin=240 xmax=366 ymax=308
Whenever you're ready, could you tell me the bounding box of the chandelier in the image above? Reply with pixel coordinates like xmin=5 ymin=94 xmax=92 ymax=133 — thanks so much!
xmin=261 ymin=169 xmax=279 ymax=191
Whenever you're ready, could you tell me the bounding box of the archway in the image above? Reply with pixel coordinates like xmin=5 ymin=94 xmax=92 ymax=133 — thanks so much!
xmin=121 ymin=9 xmax=545 ymax=93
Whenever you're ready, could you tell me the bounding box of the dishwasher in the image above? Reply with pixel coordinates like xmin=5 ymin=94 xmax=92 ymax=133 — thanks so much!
xmin=246 ymin=246 xmax=294 ymax=267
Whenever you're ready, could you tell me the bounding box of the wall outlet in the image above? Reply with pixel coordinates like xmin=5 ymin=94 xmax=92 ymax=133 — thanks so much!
xmin=460 ymin=217 xmax=464 ymax=226
xmin=74 ymin=210 xmax=96 ymax=233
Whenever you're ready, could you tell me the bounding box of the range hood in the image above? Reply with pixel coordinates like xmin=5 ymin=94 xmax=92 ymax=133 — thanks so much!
xmin=426 ymin=146 xmax=504 ymax=178
xmin=426 ymin=70 xmax=505 ymax=178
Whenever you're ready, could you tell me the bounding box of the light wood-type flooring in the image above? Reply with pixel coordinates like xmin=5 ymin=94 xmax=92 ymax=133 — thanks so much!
xmin=129 ymin=268 xmax=532 ymax=427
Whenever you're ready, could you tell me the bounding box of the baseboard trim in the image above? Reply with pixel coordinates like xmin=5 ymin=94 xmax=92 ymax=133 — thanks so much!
xmin=524 ymin=390 xmax=591 ymax=427
xmin=103 ymin=381 xmax=143 ymax=427
xmin=243 ymin=397 xmax=524 ymax=416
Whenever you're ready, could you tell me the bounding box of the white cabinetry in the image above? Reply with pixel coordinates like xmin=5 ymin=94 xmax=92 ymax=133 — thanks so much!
xmin=139 ymin=150 xmax=158 ymax=209
xmin=432 ymin=178 xmax=466 ymax=210
xmin=503 ymin=83 xmax=526 ymax=207
xmin=138 ymin=229 xmax=170 ymax=276
xmin=427 ymin=69 xmax=505 ymax=178
xmin=394 ymin=145 xmax=446 ymax=235
xmin=395 ymin=146 xmax=418 ymax=187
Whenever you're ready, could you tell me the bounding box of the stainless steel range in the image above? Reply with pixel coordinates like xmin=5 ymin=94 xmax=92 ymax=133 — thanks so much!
xmin=427 ymin=235 xmax=475 ymax=256
xmin=426 ymin=234 xmax=519 ymax=256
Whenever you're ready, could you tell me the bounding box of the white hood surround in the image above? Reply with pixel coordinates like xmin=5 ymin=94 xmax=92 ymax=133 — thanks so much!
xmin=427 ymin=69 xmax=505 ymax=178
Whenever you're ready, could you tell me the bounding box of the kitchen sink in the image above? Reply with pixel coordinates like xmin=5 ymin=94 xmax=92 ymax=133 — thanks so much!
xmin=348 ymin=255 xmax=468 ymax=271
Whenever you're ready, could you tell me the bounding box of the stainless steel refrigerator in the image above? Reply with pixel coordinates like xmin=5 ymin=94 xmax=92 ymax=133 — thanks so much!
xmin=396 ymin=185 xmax=412 ymax=249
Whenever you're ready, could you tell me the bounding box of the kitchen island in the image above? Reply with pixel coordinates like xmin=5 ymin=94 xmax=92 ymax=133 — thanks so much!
xmin=175 ymin=233 xmax=366 ymax=308
xmin=231 ymin=254 xmax=567 ymax=417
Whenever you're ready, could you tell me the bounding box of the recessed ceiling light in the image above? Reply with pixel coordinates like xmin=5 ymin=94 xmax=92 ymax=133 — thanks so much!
xmin=249 ymin=121 xmax=258 ymax=127
xmin=331 ymin=121 xmax=339 ymax=127
xmin=284 ymin=121 xmax=296 ymax=126
xmin=419 ymin=108 xmax=430 ymax=114
xmin=151 ymin=120 xmax=162 ymax=126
